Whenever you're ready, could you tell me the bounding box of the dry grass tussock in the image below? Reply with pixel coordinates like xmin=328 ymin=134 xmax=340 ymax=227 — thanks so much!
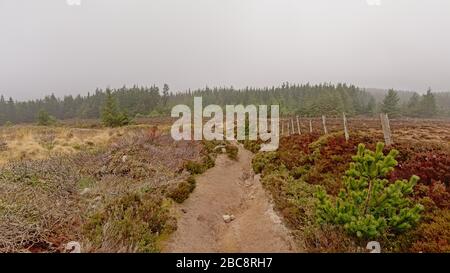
xmin=0 ymin=125 xmax=166 ymax=165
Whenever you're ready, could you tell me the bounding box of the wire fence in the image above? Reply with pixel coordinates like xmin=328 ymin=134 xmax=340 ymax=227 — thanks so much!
xmin=277 ymin=113 xmax=450 ymax=146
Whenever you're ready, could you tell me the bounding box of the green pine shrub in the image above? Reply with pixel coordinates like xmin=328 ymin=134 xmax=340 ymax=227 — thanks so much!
xmin=316 ymin=142 xmax=424 ymax=239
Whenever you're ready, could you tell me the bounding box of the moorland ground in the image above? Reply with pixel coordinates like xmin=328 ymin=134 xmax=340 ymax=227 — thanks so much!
xmin=0 ymin=117 xmax=449 ymax=252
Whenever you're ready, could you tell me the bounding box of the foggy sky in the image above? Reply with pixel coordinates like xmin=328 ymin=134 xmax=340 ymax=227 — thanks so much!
xmin=1 ymin=0 xmax=450 ymax=101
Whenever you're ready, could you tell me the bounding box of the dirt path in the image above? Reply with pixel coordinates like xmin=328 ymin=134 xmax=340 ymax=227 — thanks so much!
xmin=163 ymin=143 xmax=299 ymax=253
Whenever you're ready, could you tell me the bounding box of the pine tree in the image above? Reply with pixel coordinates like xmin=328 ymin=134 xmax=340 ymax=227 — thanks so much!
xmin=316 ymin=143 xmax=423 ymax=239
xmin=365 ymin=97 xmax=376 ymax=116
xmin=406 ymin=92 xmax=421 ymax=117
xmin=0 ymin=95 xmax=6 ymax=125
xmin=419 ymin=89 xmax=437 ymax=117
xmin=37 ymin=109 xmax=56 ymax=126
xmin=381 ymin=89 xmax=400 ymax=117
xmin=6 ymin=97 xmax=16 ymax=123
xmin=101 ymin=89 xmax=130 ymax=127
xmin=162 ymin=83 xmax=170 ymax=107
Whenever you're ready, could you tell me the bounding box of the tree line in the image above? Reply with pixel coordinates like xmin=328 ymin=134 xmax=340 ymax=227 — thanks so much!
xmin=381 ymin=88 xmax=439 ymax=118
xmin=0 ymin=83 xmax=446 ymax=126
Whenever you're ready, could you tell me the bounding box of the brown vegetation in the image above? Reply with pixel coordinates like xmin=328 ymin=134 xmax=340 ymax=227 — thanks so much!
xmin=0 ymin=124 xmax=218 ymax=252
xmin=251 ymin=119 xmax=450 ymax=252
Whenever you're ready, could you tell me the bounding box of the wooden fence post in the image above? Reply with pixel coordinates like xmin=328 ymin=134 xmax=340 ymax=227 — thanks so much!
xmin=322 ymin=115 xmax=328 ymax=134
xmin=281 ymin=120 xmax=284 ymax=136
xmin=385 ymin=113 xmax=393 ymax=145
xmin=291 ymin=118 xmax=295 ymax=135
xmin=309 ymin=119 xmax=313 ymax=133
xmin=380 ymin=113 xmax=393 ymax=146
xmin=296 ymin=116 xmax=301 ymax=135
xmin=287 ymin=121 xmax=290 ymax=136
xmin=343 ymin=112 xmax=349 ymax=142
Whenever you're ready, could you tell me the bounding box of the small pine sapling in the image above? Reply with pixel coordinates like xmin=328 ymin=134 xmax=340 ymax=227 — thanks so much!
xmin=316 ymin=142 xmax=423 ymax=239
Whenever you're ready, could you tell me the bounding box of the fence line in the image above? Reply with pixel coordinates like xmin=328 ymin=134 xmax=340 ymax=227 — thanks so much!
xmin=215 ymin=113 xmax=396 ymax=146
xmin=277 ymin=113 xmax=394 ymax=146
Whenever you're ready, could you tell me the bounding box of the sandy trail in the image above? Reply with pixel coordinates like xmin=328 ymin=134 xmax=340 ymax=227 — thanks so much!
xmin=163 ymin=143 xmax=299 ymax=253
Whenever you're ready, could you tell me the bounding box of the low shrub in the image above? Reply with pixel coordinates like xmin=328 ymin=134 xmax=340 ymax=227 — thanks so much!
xmin=225 ymin=144 xmax=238 ymax=160
xmin=242 ymin=140 xmax=261 ymax=153
xmin=202 ymin=154 xmax=215 ymax=169
xmin=83 ymin=192 xmax=175 ymax=253
xmin=389 ymin=151 xmax=450 ymax=187
xmin=409 ymin=209 xmax=450 ymax=252
xmin=167 ymin=176 xmax=196 ymax=203
xmin=303 ymin=224 xmax=356 ymax=253
xmin=184 ymin=158 xmax=213 ymax=174
xmin=184 ymin=160 xmax=205 ymax=175
xmin=0 ymin=156 xmax=82 ymax=252
xmin=252 ymin=151 xmax=279 ymax=174
xmin=202 ymin=140 xmax=225 ymax=154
